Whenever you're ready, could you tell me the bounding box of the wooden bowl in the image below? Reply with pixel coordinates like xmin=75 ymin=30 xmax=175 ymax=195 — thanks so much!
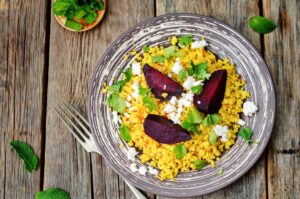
xmin=54 ymin=0 xmax=106 ymax=32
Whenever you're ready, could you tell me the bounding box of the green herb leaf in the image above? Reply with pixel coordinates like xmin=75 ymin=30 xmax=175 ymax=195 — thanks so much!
xmin=10 ymin=140 xmax=38 ymax=173
xmin=123 ymin=68 xmax=132 ymax=82
xmin=195 ymin=62 xmax=207 ymax=79
xmin=142 ymin=96 xmax=157 ymax=111
xmin=119 ymin=125 xmax=131 ymax=142
xmin=164 ymin=46 xmax=175 ymax=59
xmin=35 ymin=188 xmax=70 ymax=199
xmin=194 ymin=160 xmax=206 ymax=170
xmin=209 ymin=131 xmax=218 ymax=145
xmin=75 ymin=9 xmax=87 ymax=20
xmin=238 ymin=127 xmax=253 ymax=142
xmin=108 ymin=80 xmax=126 ymax=93
xmin=182 ymin=120 xmax=199 ymax=134
xmin=84 ymin=11 xmax=97 ymax=24
xmin=191 ymin=85 xmax=203 ymax=94
xmin=142 ymin=45 xmax=149 ymax=53
xmin=218 ymin=167 xmax=223 ymax=175
xmin=202 ymin=114 xmax=220 ymax=126
xmin=178 ymin=34 xmax=193 ymax=47
xmin=138 ymin=87 xmax=151 ymax=97
xmin=65 ymin=19 xmax=83 ymax=31
xmin=174 ymin=144 xmax=187 ymax=159
xmin=106 ymin=94 xmax=126 ymax=113
xmin=186 ymin=107 xmax=202 ymax=124
xmin=152 ymin=56 xmax=165 ymax=63
xmin=93 ymin=0 xmax=104 ymax=10
xmin=178 ymin=69 xmax=188 ymax=80
xmin=249 ymin=16 xmax=277 ymax=34
xmin=52 ymin=1 xmax=72 ymax=16
xmin=64 ymin=7 xmax=76 ymax=19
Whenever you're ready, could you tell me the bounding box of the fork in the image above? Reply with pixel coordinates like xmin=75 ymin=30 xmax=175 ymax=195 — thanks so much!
xmin=55 ymin=101 xmax=147 ymax=199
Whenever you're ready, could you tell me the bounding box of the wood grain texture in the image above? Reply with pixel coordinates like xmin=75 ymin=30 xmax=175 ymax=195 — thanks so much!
xmin=0 ymin=0 xmax=47 ymax=198
xmin=263 ymin=0 xmax=300 ymax=198
xmin=44 ymin=0 xmax=154 ymax=198
xmin=156 ymin=0 xmax=266 ymax=199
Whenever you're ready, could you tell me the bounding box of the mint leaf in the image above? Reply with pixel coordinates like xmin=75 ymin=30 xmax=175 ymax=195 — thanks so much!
xmin=142 ymin=45 xmax=149 ymax=53
xmin=249 ymin=16 xmax=277 ymax=34
xmin=178 ymin=34 xmax=193 ymax=47
xmin=75 ymin=9 xmax=87 ymax=20
xmin=123 ymin=68 xmax=132 ymax=82
xmin=138 ymin=87 xmax=151 ymax=97
xmin=194 ymin=160 xmax=206 ymax=170
xmin=209 ymin=131 xmax=218 ymax=145
xmin=108 ymin=80 xmax=126 ymax=93
xmin=65 ymin=19 xmax=83 ymax=31
xmin=187 ymin=107 xmax=202 ymax=124
xmin=10 ymin=140 xmax=38 ymax=173
xmin=119 ymin=125 xmax=131 ymax=142
xmin=152 ymin=56 xmax=165 ymax=63
xmin=164 ymin=46 xmax=175 ymax=59
xmin=84 ymin=11 xmax=97 ymax=24
xmin=142 ymin=96 xmax=157 ymax=111
xmin=191 ymin=85 xmax=203 ymax=94
xmin=52 ymin=1 xmax=72 ymax=16
xmin=106 ymin=94 xmax=126 ymax=113
xmin=202 ymin=114 xmax=220 ymax=126
xmin=238 ymin=127 xmax=253 ymax=142
xmin=182 ymin=120 xmax=199 ymax=134
xmin=178 ymin=69 xmax=188 ymax=80
xmin=35 ymin=188 xmax=70 ymax=199
xmin=174 ymin=144 xmax=187 ymax=159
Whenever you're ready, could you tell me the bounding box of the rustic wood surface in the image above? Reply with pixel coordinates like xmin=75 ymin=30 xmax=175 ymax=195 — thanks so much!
xmin=0 ymin=0 xmax=299 ymax=199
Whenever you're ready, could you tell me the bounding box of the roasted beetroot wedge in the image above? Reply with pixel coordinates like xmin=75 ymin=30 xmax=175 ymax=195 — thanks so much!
xmin=194 ymin=69 xmax=227 ymax=114
xmin=143 ymin=114 xmax=191 ymax=144
xmin=143 ymin=64 xmax=183 ymax=100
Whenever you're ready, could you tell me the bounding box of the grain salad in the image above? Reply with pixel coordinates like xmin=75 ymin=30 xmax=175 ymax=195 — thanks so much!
xmin=104 ymin=34 xmax=258 ymax=181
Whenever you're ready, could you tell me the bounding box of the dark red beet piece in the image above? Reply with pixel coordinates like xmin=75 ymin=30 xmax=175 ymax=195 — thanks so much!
xmin=143 ymin=64 xmax=183 ymax=100
xmin=194 ymin=69 xmax=227 ymax=114
xmin=143 ymin=114 xmax=191 ymax=144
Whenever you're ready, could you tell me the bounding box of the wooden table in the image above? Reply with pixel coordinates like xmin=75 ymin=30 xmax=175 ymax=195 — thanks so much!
xmin=0 ymin=0 xmax=299 ymax=198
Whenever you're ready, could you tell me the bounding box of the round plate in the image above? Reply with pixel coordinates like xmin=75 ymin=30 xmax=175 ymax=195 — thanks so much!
xmin=87 ymin=14 xmax=275 ymax=197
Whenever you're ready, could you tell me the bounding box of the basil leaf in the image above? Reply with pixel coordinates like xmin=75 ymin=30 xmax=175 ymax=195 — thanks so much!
xmin=182 ymin=120 xmax=199 ymax=134
xmin=65 ymin=19 xmax=83 ymax=31
xmin=10 ymin=140 xmax=38 ymax=173
xmin=142 ymin=45 xmax=149 ymax=53
xmin=119 ymin=125 xmax=131 ymax=142
xmin=191 ymin=85 xmax=203 ymax=94
xmin=123 ymin=68 xmax=132 ymax=82
xmin=108 ymin=80 xmax=126 ymax=93
xmin=152 ymin=56 xmax=165 ymax=63
xmin=52 ymin=1 xmax=72 ymax=16
xmin=75 ymin=9 xmax=87 ymax=20
xmin=178 ymin=34 xmax=193 ymax=47
xmin=164 ymin=46 xmax=175 ymax=59
xmin=238 ymin=127 xmax=253 ymax=141
xmin=187 ymin=107 xmax=202 ymax=124
xmin=178 ymin=69 xmax=188 ymax=80
xmin=84 ymin=11 xmax=97 ymax=24
xmin=138 ymin=87 xmax=151 ymax=97
xmin=106 ymin=94 xmax=126 ymax=113
xmin=194 ymin=160 xmax=206 ymax=170
xmin=249 ymin=16 xmax=277 ymax=34
xmin=209 ymin=131 xmax=218 ymax=145
xmin=202 ymin=114 xmax=220 ymax=126
xmin=142 ymin=96 xmax=157 ymax=111
xmin=35 ymin=188 xmax=70 ymax=199
xmin=174 ymin=144 xmax=187 ymax=159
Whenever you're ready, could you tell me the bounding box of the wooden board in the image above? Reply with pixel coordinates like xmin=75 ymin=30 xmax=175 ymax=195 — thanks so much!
xmin=44 ymin=0 xmax=155 ymax=198
xmin=156 ymin=0 xmax=266 ymax=198
xmin=263 ymin=0 xmax=300 ymax=198
xmin=0 ymin=0 xmax=48 ymax=198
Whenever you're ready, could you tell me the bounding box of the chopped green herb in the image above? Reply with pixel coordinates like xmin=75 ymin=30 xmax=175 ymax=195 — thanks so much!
xmin=178 ymin=69 xmax=188 ymax=80
xmin=10 ymin=140 xmax=38 ymax=173
xmin=142 ymin=96 xmax=157 ymax=111
xmin=182 ymin=120 xmax=199 ymax=134
xmin=178 ymin=34 xmax=193 ymax=47
xmin=152 ymin=56 xmax=165 ymax=63
xmin=119 ymin=125 xmax=131 ymax=142
xmin=106 ymin=94 xmax=126 ymax=113
xmin=174 ymin=144 xmax=187 ymax=159
xmin=123 ymin=68 xmax=132 ymax=82
xmin=142 ymin=45 xmax=149 ymax=53
xmin=202 ymin=114 xmax=220 ymax=126
xmin=218 ymin=167 xmax=223 ymax=175
xmin=249 ymin=16 xmax=277 ymax=34
xmin=164 ymin=46 xmax=175 ymax=59
xmin=65 ymin=19 xmax=83 ymax=31
xmin=238 ymin=127 xmax=253 ymax=142
xmin=191 ymin=85 xmax=203 ymax=94
xmin=209 ymin=131 xmax=218 ymax=145
xmin=195 ymin=62 xmax=207 ymax=79
xmin=35 ymin=188 xmax=71 ymax=199
xmin=194 ymin=160 xmax=206 ymax=170
xmin=84 ymin=11 xmax=97 ymax=24
xmin=108 ymin=80 xmax=126 ymax=93
xmin=75 ymin=9 xmax=87 ymax=20
xmin=52 ymin=1 xmax=72 ymax=16
xmin=186 ymin=107 xmax=202 ymax=124
xmin=138 ymin=87 xmax=151 ymax=97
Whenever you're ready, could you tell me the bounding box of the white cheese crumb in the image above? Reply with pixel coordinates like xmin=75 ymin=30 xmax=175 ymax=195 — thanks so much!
xmin=112 ymin=111 xmax=121 ymax=124
xmin=175 ymin=57 xmax=180 ymax=62
xmin=167 ymin=73 xmax=172 ymax=78
xmin=131 ymin=81 xmax=139 ymax=99
xmin=138 ymin=166 xmax=147 ymax=176
xmin=132 ymin=62 xmax=141 ymax=76
xmin=127 ymin=147 xmax=138 ymax=161
xmin=214 ymin=125 xmax=229 ymax=142
xmin=126 ymin=101 xmax=131 ymax=107
xmin=243 ymin=101 xmax=258 ymax=117
xmin=163 ymin=104 xmax=176 ymax=113
xmin=172 ymin=61 xmax=183 ymax=74
xmin=127 ymin=95 xmax=132 ymax=101
xmin=124 ymin=112 xmax=130 ymax=118
xmin=193 ymin=80 xmax=204 ymax=86
xmin=170 ymin=96 xmax=177 ymax=105
xmin=191 ymin=40 xmax=207 ymax=49
xmin=238 ymin=119 xmax=246 ymax=126
xmin=183 ymin=76 xmax=195 ymax=89
xmin=169 ymin=112 xmax=179 ymax=124
xmin=129 ymin=163 xmax=138 ymax=172
xmin=148 ymin=166 xmax=158 ymax=175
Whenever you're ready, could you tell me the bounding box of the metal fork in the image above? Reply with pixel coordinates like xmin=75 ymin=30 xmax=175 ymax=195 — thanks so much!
xmin=55 ymin=101 xmax=147 ymax=199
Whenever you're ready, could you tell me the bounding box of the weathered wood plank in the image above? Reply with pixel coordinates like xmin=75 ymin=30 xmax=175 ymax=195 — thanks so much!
xmin=156 ymin=1 xmax=266 ymax=199
xmin=263 ymin=0 xmax=300 ymax=198
xmin=44 ymin=0 xmax=154 ymax=198
xmin=0 ymin=0 xmax=48 ymax=198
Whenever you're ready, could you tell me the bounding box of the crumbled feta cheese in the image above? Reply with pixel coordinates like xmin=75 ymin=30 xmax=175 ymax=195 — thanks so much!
xmin=243 ymin=101 xmax=258 ymax=117
xmin=127 ymin=95 xmax=132 ymax=101
xmin=127 ymin=147 xmax=138 ymax=161
xmin=238 ymin=119 xmax=246 ymax=126
xmin=148 ymin=166 xmax=158 ymax=175
xmin=124 ymin=112 xmax=130 ymax=118
xmin=167 ymin=73 xmax=172 ymax=78
xmin=126 ymin=101 xmax=131 ymax=107
xmin=169 ymin=112 xmax=180 ymax=124
xmin=170 ymin=96 xmax=177 ymax=105
xmin=183 ymin=76 xmax=195 ymax=89
xmin=130 ymin=163 xmax=138 ymax=172
xmin=112 ymin=111 xmax=121 ymax=124
xmin=175 ymin=57 xmax=180 ymax=62
xmin=163 ymin=104 xmax=176 ymax=113
xmin=193 ymin=80 xmax=204 ymax=86
xmin=132 ymin=62 xmax=141 ymax=76
xmin=191 ymin=40 xmax=207 ymax=49
xmin=179 ymin=98 xmax=192 ymax=107
xmin=138 ymin=166 xmax=147 ymax=176
xmin=214 ymin=125 xmax=229 ymax=142
xmin=131 ymin=81 xmax=139 ymax=99
xmin=172 ymin=61 xmax=183 ymax=74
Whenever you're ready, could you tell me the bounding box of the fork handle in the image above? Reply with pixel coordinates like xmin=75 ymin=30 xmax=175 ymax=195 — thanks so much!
xmin=124 ymin=180 xmax=147 ymax=199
